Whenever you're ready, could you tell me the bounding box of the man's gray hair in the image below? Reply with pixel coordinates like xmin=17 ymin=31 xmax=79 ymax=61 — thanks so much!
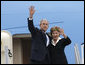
xmin=40 ymin=19 xmax=49 ymax=25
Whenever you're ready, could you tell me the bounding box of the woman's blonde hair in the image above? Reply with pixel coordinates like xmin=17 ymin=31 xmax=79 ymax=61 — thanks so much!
xmin=50 ymin=26 xmax=60 ymax=35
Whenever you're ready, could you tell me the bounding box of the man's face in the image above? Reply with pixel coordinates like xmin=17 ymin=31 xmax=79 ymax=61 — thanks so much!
xmin=40 ymin=20 xmax=49 ymax=32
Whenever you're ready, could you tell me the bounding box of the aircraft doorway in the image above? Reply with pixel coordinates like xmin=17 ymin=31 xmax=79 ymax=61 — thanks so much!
xmin=13 ymin=34 xmax=31 ymax=64
xmin=21 ymin=38 xmax=31 ymax=64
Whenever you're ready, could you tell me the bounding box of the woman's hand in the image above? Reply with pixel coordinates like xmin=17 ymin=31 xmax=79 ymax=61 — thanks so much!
xmin=59 ymin=28 xmax=67 ymax=39
xmin=59 ymin=28 xmax=64 ymax=35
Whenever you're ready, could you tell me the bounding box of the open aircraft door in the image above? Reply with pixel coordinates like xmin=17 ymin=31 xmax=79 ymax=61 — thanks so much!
xmin=1 ymin=30 xmax=13 ymax=64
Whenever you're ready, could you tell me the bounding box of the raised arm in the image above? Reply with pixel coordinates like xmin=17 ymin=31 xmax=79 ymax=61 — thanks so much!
xmin=58 ymin=27 xmax=71 ymax=46
xmin=27 ymin=6 xmax=36 ymax=34
xmin=58 ymin=28 xmax=67 ymax=39
xmin=29 ymin=6 xmax=35 ymax=19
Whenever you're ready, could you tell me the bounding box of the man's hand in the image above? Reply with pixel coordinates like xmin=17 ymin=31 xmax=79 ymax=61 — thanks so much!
xmin=29 ymin=6 xmax=35 ymax=18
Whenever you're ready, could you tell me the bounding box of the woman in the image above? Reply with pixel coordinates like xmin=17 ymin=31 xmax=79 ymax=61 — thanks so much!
xmin=48 ymin=26 xmax=71 ymax=64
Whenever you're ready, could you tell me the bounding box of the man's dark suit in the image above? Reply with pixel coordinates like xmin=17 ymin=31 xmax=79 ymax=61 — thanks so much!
xmin=27 ymin=18 xmax=51 ymax=64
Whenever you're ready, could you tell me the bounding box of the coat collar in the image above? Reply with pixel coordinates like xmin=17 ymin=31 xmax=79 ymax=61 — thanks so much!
xmin=52 ymin=37 xmax=61 ymax=46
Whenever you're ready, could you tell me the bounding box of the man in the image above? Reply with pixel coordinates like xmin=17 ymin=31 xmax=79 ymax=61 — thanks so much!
xmin=27 ymin=6 xmax=51 ymax=64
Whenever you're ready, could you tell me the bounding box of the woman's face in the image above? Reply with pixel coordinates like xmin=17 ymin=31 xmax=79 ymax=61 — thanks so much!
xmin=52 ymin=31 xmax=60 ymax=40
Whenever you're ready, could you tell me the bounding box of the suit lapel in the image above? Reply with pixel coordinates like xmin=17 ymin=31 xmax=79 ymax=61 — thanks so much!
xmin=39 ymin=30 xmax=47 ymax=45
